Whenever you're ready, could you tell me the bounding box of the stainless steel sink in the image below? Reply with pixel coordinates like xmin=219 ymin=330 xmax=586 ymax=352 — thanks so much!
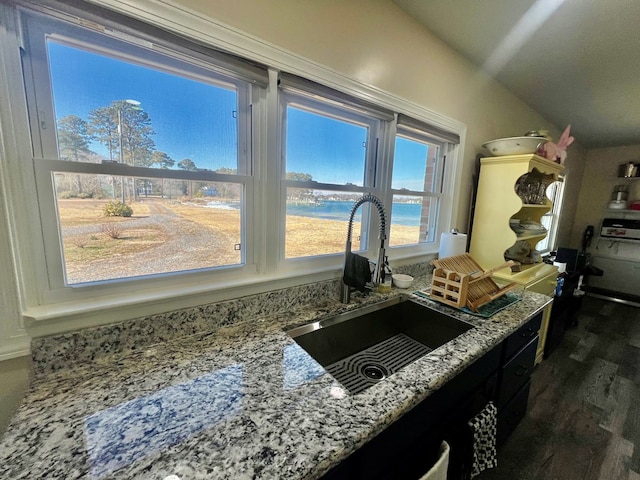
xmin=287 ymin=297 xmax=474 ymax=394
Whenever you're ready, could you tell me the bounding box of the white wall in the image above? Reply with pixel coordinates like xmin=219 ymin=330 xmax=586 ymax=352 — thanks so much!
xmin=0 ymin=0 xmax=586 ymax=430
xmin=0 ymin=1 xmax=31 ymax=434
xmin=571 ymin=145 xmax=640 ymax=247
xmin=558 ymin=143 xmax=587 ymax=250
xmin=167 ymin=0 xmax=585 ymax=244
xmin=168 ymin=0 xmax=578 ymax=231
xmin=0 ymin=356 xmax=30 ymax=434
xmin=0 ymin=186 xmax=30 ymax=435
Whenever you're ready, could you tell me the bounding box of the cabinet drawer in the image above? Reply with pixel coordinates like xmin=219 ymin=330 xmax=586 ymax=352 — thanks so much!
xmin=503 ymin=312 xmax=542 ymax=361
xmin=498 ymin=336 xmax=537 ymax=408
xmin=497 ymin=379 xmax=532 ymax=446
xmin=526 ymin=272 xmax=557 ymax=296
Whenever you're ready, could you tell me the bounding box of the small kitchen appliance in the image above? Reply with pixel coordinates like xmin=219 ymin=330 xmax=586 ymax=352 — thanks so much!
xmin=600 ymin=218 xmax=640 ymax=240
xmin=608 ymin=185 xmax=629 ymax=209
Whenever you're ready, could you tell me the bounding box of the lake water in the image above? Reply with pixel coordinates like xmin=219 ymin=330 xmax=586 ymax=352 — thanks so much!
xmin=205 ymin=199 xmax=423 ymax=226
xmin=286 ymin=200 xmax=422 ymax=226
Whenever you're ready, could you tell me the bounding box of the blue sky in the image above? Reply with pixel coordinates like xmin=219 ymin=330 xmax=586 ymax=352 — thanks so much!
xmin=286 ymin=108 xmax=430 ymax=189
xmin=48 ymin=41 xmax=237 ymax=170
xmin=48 ymin=41 xmax=430 ymax=188
xmin=286 ymin=106 xmax=367 ymax=185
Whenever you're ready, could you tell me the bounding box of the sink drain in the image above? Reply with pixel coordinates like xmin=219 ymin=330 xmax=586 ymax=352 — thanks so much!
xmin=325 ymin=333 xmax=432 ymax=394
xmin=361 ymin=364 xmax=388 ymax=381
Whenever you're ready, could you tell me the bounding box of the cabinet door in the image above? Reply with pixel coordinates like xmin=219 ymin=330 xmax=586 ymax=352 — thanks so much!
xmin=469 ymin=154 xmax=563 ymax=272
xmin=502 ymin=312 xmax=542 ymax=360
xmin=534 ymin=304 xmax=552 ymax=365
xmin=497 ymin=379 xmax=532 ymax=446
xmin=498 ymin=337 xmax=537 ymax=408
xmin=525 ymin=272 xmax=556 ymax=364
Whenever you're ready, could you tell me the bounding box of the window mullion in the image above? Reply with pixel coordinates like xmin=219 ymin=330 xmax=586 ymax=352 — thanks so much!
xmin=261 ymin=68 xmax=281 ymax=273
xmin=36 ymin=159 xmax=251 ymax=184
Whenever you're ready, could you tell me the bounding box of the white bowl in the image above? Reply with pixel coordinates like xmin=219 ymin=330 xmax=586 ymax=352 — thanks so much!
xmin=482 ymin=136 xmax=548 ymax=156
xmin=608 ymin=200 xmax=628 ymax=209
xmin=392 ymin=274 xmax=414 ymax=289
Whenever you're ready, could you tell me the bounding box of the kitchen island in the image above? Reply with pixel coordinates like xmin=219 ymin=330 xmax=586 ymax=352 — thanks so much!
xmin=0 ymin=281 xmax=551 ymax=479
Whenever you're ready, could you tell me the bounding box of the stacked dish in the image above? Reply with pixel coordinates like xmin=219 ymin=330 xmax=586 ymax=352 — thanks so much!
xmin=520 ymin=220 xmax=546 ymax=235
xmin=482 ymin=136 xmax=548 ymax=156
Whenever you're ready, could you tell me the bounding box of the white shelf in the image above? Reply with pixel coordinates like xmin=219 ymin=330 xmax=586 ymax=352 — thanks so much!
xmin=494 ymin=262 xmax=558 ymax=284
xmin=469 ymin=154 xmax=563 ymax=271
xmin=596 ymin=236 xmax=640 ymax=245
xmin=516 ymin=232 xmax=547 ymax=241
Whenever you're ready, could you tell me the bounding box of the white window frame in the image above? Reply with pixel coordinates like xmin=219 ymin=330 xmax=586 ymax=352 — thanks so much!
xmin=537 ymin=175 xmax=565 ymax=253
xmin=19 ymin=6 xmax=262 ymax=304
xmin=0 ymin=0 xmax=465 ymax=329
xmin=387 ymin=125 xmax=448 ymax=248
xmin=278 ymin=88 xmax=386 ymax=272
xmin=275 ymin=81 xmax=463 ymax=270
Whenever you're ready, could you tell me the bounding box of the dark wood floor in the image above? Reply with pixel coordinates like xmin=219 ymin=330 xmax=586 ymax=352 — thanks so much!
xmin=479 ymin=295 xmax=640 ymax=480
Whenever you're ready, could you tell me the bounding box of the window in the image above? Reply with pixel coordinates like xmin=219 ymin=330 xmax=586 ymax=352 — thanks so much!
xmin=7 ymin=1 xmax=462 ymax=315
xmin=53 ymin=173 xmax=242 ymax=284
xmin=536 ymin=176 xmax=565 ymax=253
xmin=278 ymin=76 xmax=459 ymax=266
xmin=21 ymin=7 xmax=265 ymax=287
xmin=389 ymin=128 xmax=444 ymax=247
xmin=279 ymin=75 xmax=389 ymax=260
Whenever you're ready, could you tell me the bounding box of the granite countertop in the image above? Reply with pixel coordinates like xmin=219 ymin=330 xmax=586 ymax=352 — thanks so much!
xmin=0 ymin=284 xmax=551 ymax=480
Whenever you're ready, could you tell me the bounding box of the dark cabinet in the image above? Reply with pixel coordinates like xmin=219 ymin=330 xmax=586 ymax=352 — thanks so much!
xmin=322 ymin=344 xmax=501 ymax=480
xmin=498 ymin=338 xmax=537 ymax=408
xmin=497 ymin=379 xmax=532 ymax=446
xmin=496 ymin=312 xmax=541 ymax=446
xmin=502 ymin=313 xmax=541 ymax=361
xmin=322 ymin=312 xmax=542 ymax=480
xmin=545 ymin=272 xmax=581 ymax=358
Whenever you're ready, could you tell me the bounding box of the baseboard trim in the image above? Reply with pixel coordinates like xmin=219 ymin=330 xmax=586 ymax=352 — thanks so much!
xmin=0 ymin=340 xmax=30 ymax=362
xmin=586 ymin=287 xmax=640 ymax=308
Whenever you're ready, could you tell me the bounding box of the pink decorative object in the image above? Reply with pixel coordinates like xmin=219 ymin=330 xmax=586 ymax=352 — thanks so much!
xmin=536 ymin=124 xmax=574 ymax=164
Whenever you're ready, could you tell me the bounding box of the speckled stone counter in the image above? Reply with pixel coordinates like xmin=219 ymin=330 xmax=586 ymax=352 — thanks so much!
xmin=0 ymin=279 xmax=551 ymax=480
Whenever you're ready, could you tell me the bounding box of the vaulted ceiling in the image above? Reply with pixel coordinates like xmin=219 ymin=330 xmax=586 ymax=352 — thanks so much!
xmin=393 ymin=0 xmax=640 ymax=148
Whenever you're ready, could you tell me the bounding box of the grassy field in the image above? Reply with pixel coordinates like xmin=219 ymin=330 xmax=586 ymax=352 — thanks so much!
xmin=60 ymin=200 xmax=160 ymax=262
xmin=57 ymin=197 xmax=421 ymax=281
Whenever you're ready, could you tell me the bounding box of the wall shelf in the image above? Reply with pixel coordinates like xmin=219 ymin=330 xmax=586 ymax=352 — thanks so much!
xmin=468 ymin=154 xmax=565 ymax=365
xmin=604 ymin=209 xmax=640 ymax=214
xmin=469 ymin=153 xmax=563 ymax=271
xmin=516 ymin=232 xmax=547 ymax=241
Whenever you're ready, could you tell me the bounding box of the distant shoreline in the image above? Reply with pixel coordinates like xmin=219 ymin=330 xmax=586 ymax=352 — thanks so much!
xmin=286 ymin=199 xmax=424 ymax=227
xmin=58 ymin=198 xmax=422 ymax=284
